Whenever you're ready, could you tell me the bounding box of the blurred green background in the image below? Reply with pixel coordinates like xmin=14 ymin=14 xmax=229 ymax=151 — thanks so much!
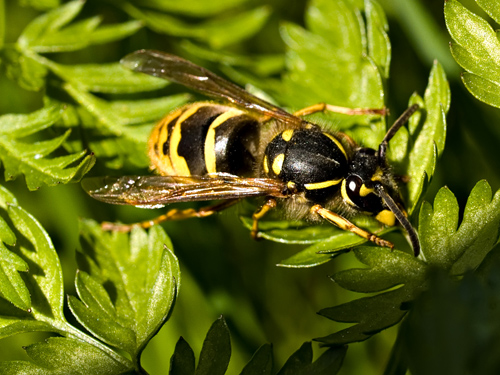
xmin=1 ymin=0 xmax=499 ymax=374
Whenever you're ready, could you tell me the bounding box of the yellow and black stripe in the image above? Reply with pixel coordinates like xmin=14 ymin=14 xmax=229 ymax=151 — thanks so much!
xmin=263 ymin=129 xmax=348 ymax=200
xmin=149 ymin=102 xmax=259 ymax=177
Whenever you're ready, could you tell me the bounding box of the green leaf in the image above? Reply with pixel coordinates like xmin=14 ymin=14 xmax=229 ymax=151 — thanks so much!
xmin=273 ymin=214 xmax=396 ymax=267
xmin=18 ymin=0 xmax=85 ymax=50
xmin=1 ymin=47 xmax=48 ymax=91
xmin=365 ymin=0 xmax=391 ymax=78
xmin=0 ymin=337 xmax=130 ymax=374
xmin=134 ymin=0 xmax=251 ymax=17
xmin=0 ymin=244 xmax=30 ymax=311
xmin=124 ymin=4 xmax=271 ymax=49
xmin=461 ymin=72 xmax=500 ymax=108
xmin=239 ymin=344 xmax=273 ymax=375
xmin=278 ymin=0 xmax=385 ymax=155
xmin=196 ymin=316 xmax=231 ymax=375
xmin=278 ymin=229 xmax=389 ymax=268
xmin=74 ymin=221 xmax=179 ymax=358
xmin=276 ymin=342 xmax=346 ymax=375
xmin=399 ymin=264 xmax=500 ymax=375
xmin=405 ymin=61 xmax=450 ymax=213
xmin=8 ymin=204 xmax=65 ymax=321
xmin=86 ymin=20 xmax=143 ymax=45
xmin=476 ymin=0 xmax=500 ymax=24
xmin=18 ymin=1 xmax=142 ymax=53
xmin=68 ymin=272 xmax=137 ymax=354
xmin=421 ymin=180 xmax=500 ymax=274
xmin=180 ymin=41 xmax=286 ymax=76
xmin=170 ymin=321 xmax=346 ymax=374
xmin=0 ymin=104 xmax=95 ymax=190
xmin=305 ymin=0 xmax=364 ymax=59
xmin=240 ymin=217 xmax=341 ymax=245
xmin=64 ymin=83 xmax=190 ymax=168
xmin=0 ymin=0 xmax=4 ymax=50
xmin=319 ymin=181 xmax=500 ymax=345
xmin=317 ymin=247 xmax=426 ymax=345
xmin=445 ymin=0 xmax=500 ymax=107
xmin=170 ymin=337 xmax=196 ymax=375
xmin=47 ymin=61 xmax=169 ymax=93
xmin=18 ymin=0 xmax=60 ymax=10
xmin=0 ymin=184 xmax=73 ymax=336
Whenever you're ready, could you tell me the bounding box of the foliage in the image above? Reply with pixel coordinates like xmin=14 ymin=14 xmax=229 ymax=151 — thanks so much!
xmin=0 ymin=0 xmax=499 ymax=374
xmin=0 ymin=187 xmax=179 ymax=373
xmin=445 ymin=0 xmax=500 ymax=108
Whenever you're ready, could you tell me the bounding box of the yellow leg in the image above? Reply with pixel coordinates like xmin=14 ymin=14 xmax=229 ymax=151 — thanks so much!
xmin=251 ymin=198 xmax=277 ymax=239
xmin=310 ymin=204 xmax=394 ymax=249
xmin=101 ymin=199 xmax=240 ymax=232
xmin=293 ymin=103 xmax=387 ymax=117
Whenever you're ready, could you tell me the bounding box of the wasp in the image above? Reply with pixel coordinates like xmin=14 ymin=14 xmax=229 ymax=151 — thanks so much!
xmin=83 ymin=50 xmax=420 ymax=256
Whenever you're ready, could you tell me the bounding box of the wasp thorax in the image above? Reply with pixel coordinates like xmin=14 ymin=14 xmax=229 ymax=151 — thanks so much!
xmin=262 ymin=129 xmax=349 ymax=201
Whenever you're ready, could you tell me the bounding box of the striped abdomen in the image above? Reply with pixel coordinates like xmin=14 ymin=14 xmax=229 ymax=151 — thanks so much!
xmin=148 ymin=102 xmax=259 ymax=177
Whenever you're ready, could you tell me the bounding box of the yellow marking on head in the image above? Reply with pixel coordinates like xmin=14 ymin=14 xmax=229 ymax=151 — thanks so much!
xmin=272 ymin=154 xmax=285 ymax=175
xmin=287 ymin=181 xmax=296 ymax=190
xmin=323 ymin=132 xmax=347 ymax=159
xmin=148 ymin=106 xmax=186 ymax=175
xmin=370 ymin=167 xmax=384 ymax=182
xmin=169 ymin=103 xmax=210 ymax=176
xmin=341 ymin=179 xmax=356 ymax=207
xmin=359 ymin=184 xmax=375 ymax=197
xmin=304 ymin=179 xmax=342 ymax=190
xmin=375 ymin=209 xmax=396 ymax=226
xmin=281 ymin=129 xmax=294 ymax=142
xmin=263 ymin=155 xmax=269 ymax=174
xmin=204 ymin=109 xmax=244 ymax=174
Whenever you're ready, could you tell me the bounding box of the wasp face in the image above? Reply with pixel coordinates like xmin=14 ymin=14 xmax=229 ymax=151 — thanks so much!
xmin=341 ymin=148 xmax=398 ymax=226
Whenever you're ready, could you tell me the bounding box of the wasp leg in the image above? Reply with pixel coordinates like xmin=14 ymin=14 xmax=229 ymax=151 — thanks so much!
xmin=251 ymin=197 xmax=277 ymax=239
xmin=293 ymin=103 xmax=387 ymax=117
xmin=102 ymin=199 xmax=240 ymax=232
xmin=310 ymin=204 xmax=394 ymax=249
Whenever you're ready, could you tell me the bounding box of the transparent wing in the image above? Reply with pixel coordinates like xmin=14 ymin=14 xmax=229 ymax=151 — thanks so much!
xmin=121 ymin=49 xmax=304 ymax=126
xmin=83 ymin=174 xmax=287 ymax=207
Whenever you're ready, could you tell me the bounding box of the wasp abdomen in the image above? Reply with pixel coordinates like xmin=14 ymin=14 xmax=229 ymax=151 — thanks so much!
xmin=149 ymin=102 xmax=259 ymax=177
xmin=263 ymin=129 xmax=349 ymax=201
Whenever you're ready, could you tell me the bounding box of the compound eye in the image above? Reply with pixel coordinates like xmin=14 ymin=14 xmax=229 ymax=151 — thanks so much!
xmin=344 ymin=175 xmax=383 ymax=212
xmin=345 ymin=175 xmax=363 ymax=205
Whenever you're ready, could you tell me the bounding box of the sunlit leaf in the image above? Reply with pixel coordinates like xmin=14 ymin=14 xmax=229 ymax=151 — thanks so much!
xmin=135 ymin=0 xmax=251 ymax=17
xmin=0 ymin=337 xmax=130 ymax=374
xmin=406 ymin=61 xmax=449 ymax=214
xmin=48 ymin=61 xmax=169 ymax=93
xmin=124 ymin=4 xmax=271 ymax=49
xmin=181 ymin=41 xmax=286 ymax=76
xmin=19 ymin=0 xmax=60 ymax=11
xmin=64 ymin=84 xmax=190 ymax=168
xmin=445 ymin=0 xmax=500 ymax=107
xmin=73 ymin=221 xmax=179 ymax=358
xmin=0 ymin=105 xmax=95 ymax=190
xmin=366 ymin=0 xmax=391 ymax=78
xmin=18 ymin=1 xmax=142 ymax=53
